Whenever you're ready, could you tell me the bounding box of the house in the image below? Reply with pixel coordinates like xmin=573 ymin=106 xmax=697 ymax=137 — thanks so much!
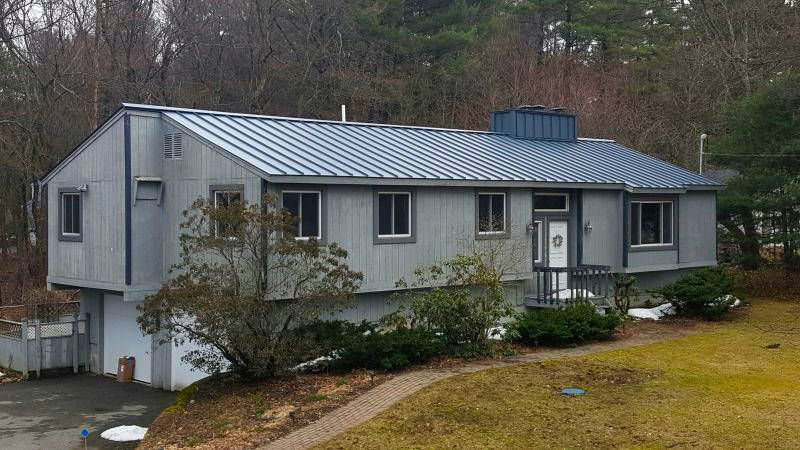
xmin=41 ymin=104 xmax=723 ymax=390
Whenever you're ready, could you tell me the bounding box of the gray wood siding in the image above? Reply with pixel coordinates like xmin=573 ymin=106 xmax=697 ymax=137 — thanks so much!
xmin=160 ymin=124 xmax=263 ymax=279
xmin=79 ymin=290 xmax=103 ymax=373
xmin=131 ymin=114 xmax=165 ymax=285
xmin=303 ymin=185 xmax=533 ymax=293
xmin=48 ymin=117 xmax=125 ymax=286
xmin=628 ymin=250 xmax=678 ymax=267
xmin=330 ymin=280 xmax=527 ymax=323
xmin=581 ymin=189 xmax=623 ymax=270
xmin=679 ymin=191 xmax=717 ymax=263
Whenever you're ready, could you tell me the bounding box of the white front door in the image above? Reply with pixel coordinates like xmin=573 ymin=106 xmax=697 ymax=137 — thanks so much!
xmin=548 ymin=220 xmax=569 ymax=290
xmin=104 ymin=295 xmax=152 ymax=383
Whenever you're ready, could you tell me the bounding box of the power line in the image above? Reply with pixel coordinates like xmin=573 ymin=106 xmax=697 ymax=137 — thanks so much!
xmin=704 ymin=152 xmax=800 ymax=158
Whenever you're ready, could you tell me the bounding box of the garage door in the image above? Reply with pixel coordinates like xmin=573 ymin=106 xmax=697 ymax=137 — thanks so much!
xmin=104 ymin=295 xmax=152 ymax=383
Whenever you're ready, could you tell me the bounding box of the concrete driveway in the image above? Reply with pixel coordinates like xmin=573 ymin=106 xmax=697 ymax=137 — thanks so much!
xmin=0 ymin=373 xmax=176 ymax=449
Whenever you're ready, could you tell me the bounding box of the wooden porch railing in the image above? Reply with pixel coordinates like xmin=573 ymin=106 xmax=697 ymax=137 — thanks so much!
xmin=528 ymin=264 xmax=610 ymax=306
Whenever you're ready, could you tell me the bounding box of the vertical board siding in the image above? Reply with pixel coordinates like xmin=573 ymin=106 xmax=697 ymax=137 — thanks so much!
xmin=634 ymin=268 xmax=695 ymax=291
xmin=582 ymin=190 xmax=716 ymax=272
xmin=48 ymin=117 xmax=125 ymax=285
xmin=581 ymin=189 xmax=623 ymax=270
xmin=160 ymin=124 xmax=262 ymax=277
xmin=627 ymin=250 xmax=678 ymax=267
xmin=679 ymin=191 xmax=717 ymax=263
xmin=320 ymin=185 xmax=532 ymax=293
xmin=130 ymin=114 xmax=163 ymax=285
xmin=79 ymin=290 xmax=102 ymax=373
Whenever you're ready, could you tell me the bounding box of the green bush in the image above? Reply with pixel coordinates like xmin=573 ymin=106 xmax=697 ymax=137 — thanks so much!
xmin=655 ymin=267 xmax=737 ymax=319
xmin=330 ymin=328 xmax=444 ymax=371
xmin=391 ymin=254 xmax=514 ymax=346
xmin=506 ymin=304 xmax=621 ymax=346
xmin=296 ymin=319 xmax=374 ymax=353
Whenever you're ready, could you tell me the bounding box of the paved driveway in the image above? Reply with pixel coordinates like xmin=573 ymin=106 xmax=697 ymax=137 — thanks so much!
xmin=0 ymin=374 xmax=176 ymax=449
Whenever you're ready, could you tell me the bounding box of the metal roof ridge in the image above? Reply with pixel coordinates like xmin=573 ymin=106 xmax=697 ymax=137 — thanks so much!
xmin=577 ymin=137 xmax=616 ymax=143
xmin=123 ymin=103 xmax=623 ymax=143
xmin=122 ymin=103 xmax=497 ymax=135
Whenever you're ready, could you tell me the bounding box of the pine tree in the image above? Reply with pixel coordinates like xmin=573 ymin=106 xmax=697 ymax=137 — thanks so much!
xmin=713 ymin=72 xmax=800 ymax=266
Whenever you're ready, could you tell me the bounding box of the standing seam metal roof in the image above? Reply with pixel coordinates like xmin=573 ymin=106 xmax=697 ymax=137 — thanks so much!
xmin=129 ymin=104 xmax=722 ymax=189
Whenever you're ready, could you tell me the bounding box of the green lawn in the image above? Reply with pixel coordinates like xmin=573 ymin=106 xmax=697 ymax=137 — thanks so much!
xmin=319 ymin=299 xmax=800 ymax=449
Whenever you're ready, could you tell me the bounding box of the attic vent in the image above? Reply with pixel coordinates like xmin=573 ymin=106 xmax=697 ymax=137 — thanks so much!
xmin=163 ymin=132 xmax=183 ymax=160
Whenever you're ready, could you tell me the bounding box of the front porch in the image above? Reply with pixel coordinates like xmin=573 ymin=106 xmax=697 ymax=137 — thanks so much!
xmin=524 ymin=265 xmax=612 ymax=309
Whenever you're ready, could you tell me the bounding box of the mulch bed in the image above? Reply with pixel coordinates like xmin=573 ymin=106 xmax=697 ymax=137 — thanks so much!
xmin=139 ymin=371 xmax=391 ymax=449
xmin=140 ymin=317 xmax=704 ymax=449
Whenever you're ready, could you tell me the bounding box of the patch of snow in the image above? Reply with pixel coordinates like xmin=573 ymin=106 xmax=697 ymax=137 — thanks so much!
xmin=628 ymin=303 xmax=675 ymax=320
xmin=0 ymin=372 xmax=5 ymax=378
xmin=488 ymin=325 xmax=506 ymax=340
xmin=291 ymin=351 xmax=340 ymax=372
xmin=718 ymin=294 xmax=741 ymax=308
xmin=628 ymin=295 xmax=741 ymax=321
xmin=554 ymin=289 xmax=596 ymax=300
xmin=100 ymin=425 xmax=148 ymax=442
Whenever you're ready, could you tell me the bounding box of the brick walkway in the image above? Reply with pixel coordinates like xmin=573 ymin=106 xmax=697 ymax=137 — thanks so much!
xmin=262 ymin=332 xmax=691 ymax=450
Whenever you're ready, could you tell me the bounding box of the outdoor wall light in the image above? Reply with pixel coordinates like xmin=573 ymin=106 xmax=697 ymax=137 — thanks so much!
xmin=76 ymin=183 xmax=89 ymax=192
xmin=584 ymin=221 xmax=593 ymax=234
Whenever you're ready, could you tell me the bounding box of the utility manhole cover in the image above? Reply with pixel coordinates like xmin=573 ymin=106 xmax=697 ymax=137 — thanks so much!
xmin=561 ymin=387 xmax=586 ymax=396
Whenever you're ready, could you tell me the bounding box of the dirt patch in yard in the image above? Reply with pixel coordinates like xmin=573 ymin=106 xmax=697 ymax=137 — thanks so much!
xmin=139 ymin=371 xmax=390 ymax=449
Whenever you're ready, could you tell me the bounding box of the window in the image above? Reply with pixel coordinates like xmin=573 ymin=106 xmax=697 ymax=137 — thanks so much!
xmin=477 ymin=192 xmax=507 ymax=235
xmin=532 ymin=220 xmax=543 ymax=263
xmin=59 ymin=191 xmax=82 ymax=241
xmin=211 ymin=185 xmax=243 ymax=237
xmin=534 ymin=193 xmax=569 ymax=212
xmin=377 ymin=192 xmax=411 ymax=237
xmin=283 ymin=191 xmax=322 ymax=239
xmin=631 ymin=201 xmax=673 ymax=247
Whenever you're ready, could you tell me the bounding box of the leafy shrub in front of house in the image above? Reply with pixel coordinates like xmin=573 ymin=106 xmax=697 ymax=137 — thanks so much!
xmin=137 ymin=194 xmax=363 ymax=379
xmin=612 ymin=273 xmax=640 ymax=315
xmin=297 ymin=319 xmax=375 ymax=354
xmin=654 ymin=267 xmax=737 ymax=319
xmin=390 ymin=253 xmax=514 ymax=346
xmin=300 ymin=318 xmax=511 ymax=371
xmin=329 ymin=328 xmax=445 ymax=371
xmin=506 ymin=304 xmax=621 ymax=347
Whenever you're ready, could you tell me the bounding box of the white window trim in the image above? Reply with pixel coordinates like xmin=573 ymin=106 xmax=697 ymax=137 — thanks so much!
xmin=477 ymin=192 xmax=507 ymax=235
xmin=631 ymin=200 xmax=673 ymax=247
xmin=533 ymin=220 xmax=543 ymax=263
xmin=377 ymin=191 xmax=412 ymax=238
xmin=61 ymin=193 xmax=81 ymax=236
xmin=534 ymin=192 xmax=569 ymax=212
xmin=283 ymin=190 xmax=323 ymax=240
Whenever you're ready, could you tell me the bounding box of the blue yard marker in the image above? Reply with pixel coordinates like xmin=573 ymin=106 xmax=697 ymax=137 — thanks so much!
xmin=561 ymin=387 xmax=586 ymax=396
